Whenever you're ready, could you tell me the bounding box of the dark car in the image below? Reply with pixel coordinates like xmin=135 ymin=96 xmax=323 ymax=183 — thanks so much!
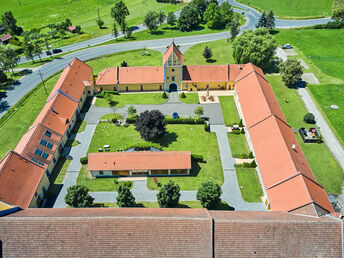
xmin=45 ymin=50 xmax=52 ymax=56
xmin=52 ymin=48 xmax=63 ymax=54
xmin=172 ymin=112 xmax=179 ymax=119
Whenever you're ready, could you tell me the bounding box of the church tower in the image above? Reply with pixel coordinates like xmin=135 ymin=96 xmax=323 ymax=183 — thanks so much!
xmin=163 ymin=42 xmax=183 ymax=92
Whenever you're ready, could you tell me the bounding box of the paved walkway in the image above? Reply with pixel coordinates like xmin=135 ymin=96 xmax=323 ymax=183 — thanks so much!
xmin=167 ymin=92 xmax=181 ymax=103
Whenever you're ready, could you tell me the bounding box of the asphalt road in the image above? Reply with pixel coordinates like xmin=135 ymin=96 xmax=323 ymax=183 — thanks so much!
xmin=0 ymin=0 xmax=333 ymax=118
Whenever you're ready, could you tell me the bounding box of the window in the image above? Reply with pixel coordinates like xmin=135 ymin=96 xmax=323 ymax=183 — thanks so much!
xmin=35 ymin=148 xmax=43 ymax=156
xmin=140 ymin=85 xmax=143 ymax=91
xmin=83 ymin=90 xmax=85 ymax=95
xmin=80 ymin=97 xmax=82 ymax=102
xmin=88 ymin=90 xmax=91 ymax=94
xmin=38 ymin=161 xmax=44 ymax=166
xmin=159 ymin=85 xmax=162 ymax=91
xmin=42 ymin=152 xmax=49 ymax=159
xmin=172 ymin=76 xmax=175 ymax=81
xmin=167 ymin=77 xmax=169 ymax=80
xmin=31 ymin=158 xmax=38 ymax=163
xmin=34 ymin=192 xmax=37 ymax=197
xmin=99 ymin=171 xmax=104 ymax=175
xmin=45 ymin=131 xmax=52 ymax=137
xmin=53 ymin=157 xmax=56 ymax=164
xmin=172 ymin=69 xmax=174 ymax=72
xmin=40 ymin=139 xmax=47 ymax=146
xmin=47 ymin=143 xmax=53 ymax=149
xmin=218 ymin=84 xmax=221 ymax=87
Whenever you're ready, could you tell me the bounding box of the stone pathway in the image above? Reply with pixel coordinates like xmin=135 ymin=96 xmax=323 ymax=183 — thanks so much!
xmin=167 ymin=92 xmax=180 ymax=103
xmin=302 ymin=72 xmax=320 ymax=85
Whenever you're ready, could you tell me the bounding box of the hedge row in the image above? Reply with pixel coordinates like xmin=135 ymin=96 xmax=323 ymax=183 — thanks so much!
xmin=311 ymin=20 xmax=344 ymax=29
xmin=191 ymin=154 xmax=205 ymax=163
xmin=97 ymin=90 xmax=119 ymax=98
xmin=80 ymin=156 xmax=88 ymax=164
xmin=234 ymin=160 xmax=257 ymax=168
xmin=165 ymin=117 xmax=205 ymax=124
xmin=233 ymin=152 xmax=254 ymax=159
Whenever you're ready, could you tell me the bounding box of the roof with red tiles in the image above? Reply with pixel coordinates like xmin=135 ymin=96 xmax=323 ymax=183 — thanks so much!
xmin=0 ymin=151 xmax=46 ymax=208
xmin=183 ymin=65 xmax=229 ymax=83
xmin=96 ymin=67 xmax=118 ymax=85
xmin=88 ymin=151 xmax=191 ymax=171
xmin=0 ymin=33 xmax=12 ymax=41
xmin=163 ymin=42 xmax=183 ymax=65
xmin=118 ymin=66 xmax=164 ymax=84
xmin=235 ymin=63 xmax=333 ymax=215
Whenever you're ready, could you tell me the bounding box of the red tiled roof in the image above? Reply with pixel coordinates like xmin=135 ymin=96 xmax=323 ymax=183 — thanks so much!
xmin=0 ymin=151 xmax=46 ymax=208
xmin=183 ymin=65 xmax=229 ymax=83
xmin=68 ymin=26 xmax=76 ymax=31
xmin=163 ymin=42 xmax=183 ymax=65
xmin=118 ymin=66 xmax=164 ymax=84
xmin=0 ymin=33 xmax=12 ymax=41
xmin=96 ymin=67 xmax=118 ymax=85
xmin=88 ymin=151 xmax=191 ymax=171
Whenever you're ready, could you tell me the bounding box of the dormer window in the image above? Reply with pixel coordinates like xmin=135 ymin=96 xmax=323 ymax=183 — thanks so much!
xmin=47 ymin=143 xmax=53 ymax=149
xmin=42 ymin=152 xmax=49 ymax=159
xmin=40 ymin=139 xmax=47 ymax=146
xmin=45 ymin=131 xmax=52 ymax=137
xmin=35 ymin=148 xmax=43 ymax=156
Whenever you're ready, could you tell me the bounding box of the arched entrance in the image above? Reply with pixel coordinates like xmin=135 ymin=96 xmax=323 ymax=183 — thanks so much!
xmin=169 ymin=83 xmax=178 ymax=92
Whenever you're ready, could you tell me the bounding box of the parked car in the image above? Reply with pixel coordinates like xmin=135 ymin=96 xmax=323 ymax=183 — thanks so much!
xmin=281 ymin=44 xmax=293 ymax=49
xmin=45 ymin=50 xmax=52 ymax=56
xmin=52 ymin=48 xmax=63 ymax=54
xmin=172 ymin=112 xmax=179 ymax=119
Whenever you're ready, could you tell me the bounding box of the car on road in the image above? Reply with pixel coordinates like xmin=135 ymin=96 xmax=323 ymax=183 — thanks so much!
xmin=46 ymin=50 xmax=52 ymax=56
xmin=52 ymin=48 xmax=63 ymax=54
xmin=172 ymin=112 xmax=179 ymax=119
xmin=281 ymin=44 xmax=293 ymax=49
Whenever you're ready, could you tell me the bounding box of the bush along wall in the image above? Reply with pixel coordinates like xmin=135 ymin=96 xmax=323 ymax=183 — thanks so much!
xmin=80 ymin=156 xmax=88 ymax=164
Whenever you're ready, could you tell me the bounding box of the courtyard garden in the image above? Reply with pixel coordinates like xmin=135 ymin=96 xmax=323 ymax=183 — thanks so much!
xmin=219 ymin=96 xmax=240 ymax=127
xmin=179 ymin=92 xmax=199 ymax=104
xmin=227 ymin=132 xmax=250 ymax=158
xmin=236 ymin=167 xmax=263 ymax=202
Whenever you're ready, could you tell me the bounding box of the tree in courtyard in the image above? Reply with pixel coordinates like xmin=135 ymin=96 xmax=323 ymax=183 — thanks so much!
xmin=65 ymin=185 xmax=94 ymax=208
xmin=135 ymin=110 xmax=166 ymax=141
xmin=157 ymin=11 xmax=166 ymax=26
xmin=194 ymin=106 xmax=204 ymax=116
xmin=279 ymin=59 xmax=303 ymax=88
xmin=144 ymin=11 xmax=159 ymax=32
xmin=157 ymin=180 xmax=181 ymax=208
xmin=111 ymin=0 xmax=130 ymax=28
xmin=219 ymin=1 xmax=234 ymax=27
xmin=1 ymin=11 xmax=23 ymax=35
xmin=127 ymin=105 xmax=137 ymax=115
xmin=190 ymin=0 xmax=208 ymax=21
xmin=116 ymin=185 xmax=136 ymax=207
xmin=177 ymin=5 xmax=200 ymax=32
xmin=0 ymin=69 xmax=7 ymax=84
xmin=303 ymin=113 xmax=316 ymax=124
xmin=266 ymin=10 xmax=275 ymax=31
xmin=104 ymin=93 xmax=118 ymax=107
xmin=256 ymin=11 xmax=267 ymax=28
xmin=204 ymin=3 xmax=223 ymax=29
xmin=167 ymin=12 xmax=177 ymax=27
xmin=229 ymin=15 xmax=240 ymax=42
xmin=232 ymin=28 xmax=277 ymax=70
xmin=203 ymin=46 xmax=213 ymax=61
xmin=332 ymin=8 xmax=344 ymax=21
xmin=112 ymin=22 xmax=119 ymax=39
xmin=197 ymin=182 xmax=222 ymax=209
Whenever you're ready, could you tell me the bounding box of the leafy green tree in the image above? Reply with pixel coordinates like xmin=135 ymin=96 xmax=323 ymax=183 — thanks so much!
xmin=120 ymin=18 xmax=127 ymax=35
xmin=144 ymin=11 xmax=159 ymax=32
xmin=59 ymin=28 xmax=66 ymax=38
xmin=266 ymin=10 xmax=275 ymax=31
xmin=65 ymin=185 xmax=94 ymax=208
xmin=44 ymin=36 xmax=50 ymax=50
xmin=229 ymin=15 xmax=240 ymax=42
xmin=279 ymin=59 xmax=303 ymax=88
xmin=332 ymin=8 xmax=344 ymax=21
xmin=0 ymin=47 xmax=20 ymax=75
xmin=116 ymin=185 xmax=136 ymax=207
xmin=75 ymin=25 xmax=82 ymax=34
xmin=157 ymin=180 xmax=181 ymax=208
xmin=128 ymin=105 xmax=137 ymax=115
xmin=112 ymin=22 xmax=119 ymax=39
xmin=194 ymin=106 xmax=204 ymax=116
xmin=219 ymin=1 xmax=234 ymax=27
xmin=157 ymin=10 xmax=166 ymax=26
xmin=232 ymin=28 xmax=277 ymax=69
xmin=304 ymin=113 xmax=315 ymax=124
xmin=33 ymin=41 xmax=42 ymax=61
xmin=104 ymin=93 xmax=118 ymax=106
xmin=96 ymin=19 xmax=105 ymax=29
xmin=197 ymin=182 xmax=222 ymax=209
xmin=0 ymin=69 xmax=7 ymax=84
xmin=121 ymin=60 xmax=128 ymax=67
xmin=111 ymin=0 xmax=130 ymax=27
xmin=202 ymin=46 xmax=213 ymax=61
xmin=23 ymin=40 xmax=35 ymax=63
xmin=177 ymin=5 xmax=200 ymax=32
xmin=204 ymin=3 xmax=222 ymax=29
xmin=167 ymin=12 xmax=177 ymax=27
xmin=1 ymin=11 xmax=22 ymax=35
xmin=256 ymin=11 xmax=267 ymax=28
xmin=135 ymin=110 xmax=166 ymax=140
xmin=125 ymin=26 xmax=132 ymax=38
xmin=190 ymin=0 xmax=208 ymax=21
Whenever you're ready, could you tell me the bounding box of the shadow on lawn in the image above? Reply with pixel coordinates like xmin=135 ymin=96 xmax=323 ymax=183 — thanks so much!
xmin=154 ymin=131 xmax=178 ymax=147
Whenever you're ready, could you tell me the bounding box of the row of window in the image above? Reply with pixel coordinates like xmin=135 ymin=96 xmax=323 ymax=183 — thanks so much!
xmin=40 ymin=139 xmax=53 ymax=149
xmin=35 ymin=148 xmax=49 ymax=159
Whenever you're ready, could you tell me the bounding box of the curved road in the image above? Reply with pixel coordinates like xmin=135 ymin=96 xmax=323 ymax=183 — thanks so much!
xmin=0 ymin=0 xmax=332 ymax=117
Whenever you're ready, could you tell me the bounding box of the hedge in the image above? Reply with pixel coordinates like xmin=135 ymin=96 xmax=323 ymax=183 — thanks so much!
xmin=191 ymin=154 xmax=205 ymax=163
xmin=97 ymin=90 xmax=119 ymax=98
xmin=126 ymin=115 xmax=138 ymax=124
xmin=204 ymin=121 xmax=210 ymax=132
xmin=234 ymin=160 xmax=257 ymax=168
xmin=80 ymin=156 xmax=88 ymax=164
xmin=164 ymin=117 xmax=205 ymax=124
xmin=311 ymin=20 xmax=344 ymax=29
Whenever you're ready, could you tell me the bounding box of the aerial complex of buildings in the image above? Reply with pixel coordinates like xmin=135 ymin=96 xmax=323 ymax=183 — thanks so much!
xmin=0 ymin=43 xmax=343 ymax=257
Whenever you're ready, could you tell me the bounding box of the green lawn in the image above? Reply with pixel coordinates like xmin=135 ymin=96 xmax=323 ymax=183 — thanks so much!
xmin=308 ymin=84 xmax=344 ymax=146
xmin=218 ymin=96 xmax=240 ymax=127
xmin=1 ymin=0 xmax=182 ymax=48
xmin=275 ymin=29 xmax=344 ymax=84
xmin=184 ymin=39 xmax=235 ymax=65
xmin=227 ymin=133 xmax=250 ymax=157
xmin=236 ymin=167 xmax=263 ymax=202
xmin=87 ymin=123 xmax=223 ymax=190
xmin=95 ymin=93 xmax=167 ymax=108
xmin=46 ymin=157 xmax=71 ymax=200
xmin=87 ymin=49 xmax=163 ymax=74
xmin=179 ymin=93 xmax=199 ymax=104
xmin=71 ymin=119 xmax=87 ymax=134
xmin=0 ymin=73 xmax=60 ymax=159
xmin=100 ymin=113 xmax=122 ymax=120
xmin=237 ymin=0 xmax=334 ymax=18
xmin=268 ymin=75 xmax=343 ymax=194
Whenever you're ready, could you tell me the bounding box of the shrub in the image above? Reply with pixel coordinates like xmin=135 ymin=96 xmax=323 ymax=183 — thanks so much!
xmin=157 ymin=181 xmax=181 ymax=208
xmin=123 ymin=123 xmax=129 ymax=127
xmin=164 ymin=117 xmax=205 ymax=124
xmin=240 ymin=128 xmax=245 ymax=134
xmin=312 ymin=20 xmax=344 ymax=29
xmin=197 ymin=182 xmax=222 ymax=209
xmin=97 ymin=91 xmax=105 ymax=98
xmin=241 ymin=160 xmax=257 ymax=168
xmin=111 ymin=118 xmax=118 ymax=123
xmin=180 ymin=92 xmax=186 ymax=98
xmin=80 ymin=156 xmax=88 ymax=164
xmin=238 ymin=119 xmax=243 ymax=127
xmin=229 ymin=130 xmax=241 ymax=135
xmin=64 ymin=185 xmax=94 ymax=208
xmin=303 ymin=113 xmax=315 ymax=124
xmin=9 ymin=38 xmax=21 ymax=46
xmin=162 ymin=91 xmax=168 ymax=99
xmin=116 ymin=185 xmax=135 ymax=207
xmin=204 ymin=121 xmax=210 ymax=132
xmin=194 ymin=106 xmax=204 ymax=116
xmin=113 ymin=178 xmax=119 ymax=184
xmin=318 ymin=134 xmax=323 ymax=144
xmin=126 ymin=114 xmax=138 ymax=124
xmin=233 ymin=153 xmax=248 ymax=159
xmin=123 ymin=181 xmax=133 ymax=188
xmin=191 ymin=154 xmax=205 ymax=163
xmin=127 ymin=105 xmax=136 ymax=115
xmin=248 ymin=151 xmax=254 ymax=159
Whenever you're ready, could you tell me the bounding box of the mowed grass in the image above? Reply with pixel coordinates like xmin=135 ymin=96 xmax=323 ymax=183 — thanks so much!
xmin=0 ymin=73 xmax=60 ymax=159
xmin=95 ymin=93 xmax=167 ymax=108
xmin=308 ymin=84 xmax=344 ymax=146
xmin=219 ymin=96 xmax=240 ymax=126
xmin=46 ymin=157 xmax=71 ymax=200
xmin=87 ymin=49 xmax=163 ymax=74
xmin=275 ymin=29 xmax=344 ymax=83
xmin=183 ymin=39 xmax=235 ymax=65
xmin=227 ymin=133 xmax=250 ymax=157
xmin=179 ymin=93 xmax=199 ymax=104
xmin=268 ymin=75 xmax=343 ymax=194
xmin=87 ymin=124 xmax=223 ymax=190
xmin=236 ymin=167 xmax=263 ymax=202
xmin=237 ymin=0 xmax=333 ymax=18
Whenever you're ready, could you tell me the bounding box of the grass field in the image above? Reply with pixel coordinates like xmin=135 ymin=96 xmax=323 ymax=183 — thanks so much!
xmin=95 ymin=93 xmax=167 ymax=108
xmin=218 ymin=96 xmax=240 ymax=127
xmin=275 ymin=29 xmax=344 ymax=84
xmin=87 ymin=123 xmax=223 ymax=190
xmin=87 ymin=49 xmax=163 ymax=74
xmin=184 ymin=39 xmax=235 ymax=65
xmin=268 ymin=74 xmax=343 ymax=194
xmin=46 ymin=157 xmax=71 ymax=200
xmin=227 ymin=133 xmax=250 ymax=157
xmin=236 ymin=167 xmax=263 ymax=202
xmin=308 ymin=84 xmax=344 ymax=146
xmin=179 ymin=93 xmax=199 ymax=104
xmin=237 ymin=0 xmax=334 ymax=18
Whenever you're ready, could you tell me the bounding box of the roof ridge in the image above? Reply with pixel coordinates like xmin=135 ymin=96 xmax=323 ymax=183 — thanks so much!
xmin=57 ymin=89 xmax=79 ymax=103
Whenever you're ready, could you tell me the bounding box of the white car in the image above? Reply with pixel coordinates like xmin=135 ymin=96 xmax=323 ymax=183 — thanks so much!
xmin=281 ymin=44 xmax=293 ymax=49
